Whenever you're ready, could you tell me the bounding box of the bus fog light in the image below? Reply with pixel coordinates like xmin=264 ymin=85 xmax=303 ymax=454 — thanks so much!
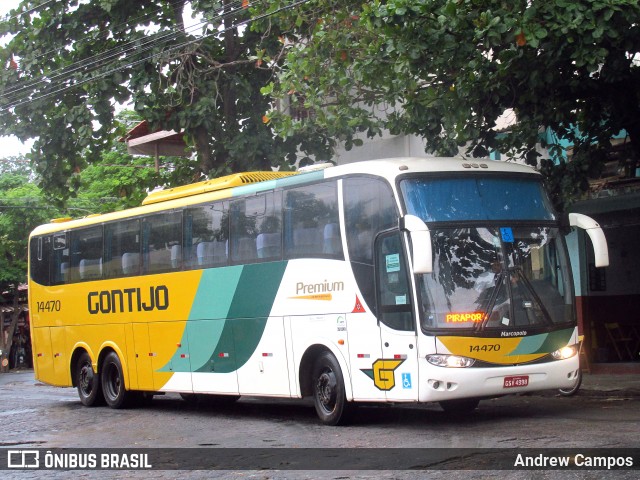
xmin=426 ymin=354 xmax=475 ymax=368
xmin=551 ymin=344 xmax=577 ymax=360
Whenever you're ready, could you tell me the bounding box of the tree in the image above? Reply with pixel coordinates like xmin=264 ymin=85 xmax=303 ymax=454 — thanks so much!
xmin=0 ymin=0 xmax=313 ymax=204
xmin=265 ymin=0 xmax=640 ymax=210
xmin=0 ymin=157 xmax=54 ymax=372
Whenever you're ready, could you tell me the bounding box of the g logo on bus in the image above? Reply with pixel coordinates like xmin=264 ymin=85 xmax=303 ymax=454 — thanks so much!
xmin=361 ymin=358 xmax=405 ymax=391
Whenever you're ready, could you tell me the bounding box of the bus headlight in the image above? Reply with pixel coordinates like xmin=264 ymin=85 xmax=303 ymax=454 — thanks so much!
xmin=426 ymin=354 xmax=475 ymax=368
xmin=551 ymin=344 xmax=578 ymax=360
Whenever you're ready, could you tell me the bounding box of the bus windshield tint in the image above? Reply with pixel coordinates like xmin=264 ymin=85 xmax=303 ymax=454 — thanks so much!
xmin=401 ymin=176 xmax=555 ymax=222
xmin=418 ymin=227 xmax=574 ymax=331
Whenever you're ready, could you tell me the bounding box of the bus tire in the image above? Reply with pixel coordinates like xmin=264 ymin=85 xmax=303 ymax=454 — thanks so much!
xmin=312 ymin=351 xmax=352 ymax=426
xmin=101 ymin=351 xmax=131 ymax=409
xmin=558 ymin=370 xmax=582 ymax=397
xmin=439 ymin=398 xmax=480 ymax=414
xmin=75 ymin=351 xmax=104 ymax=407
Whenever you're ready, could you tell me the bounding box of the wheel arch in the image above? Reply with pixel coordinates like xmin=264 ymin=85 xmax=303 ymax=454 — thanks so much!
xmin=298 ymin=343 xmax=353 ymax=400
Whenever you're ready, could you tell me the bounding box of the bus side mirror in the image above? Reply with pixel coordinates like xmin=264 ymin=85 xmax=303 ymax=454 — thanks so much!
xmin=569 ymin=213 xmax=609 ymax=268
xmin=399 ymin=214 xmax=433 ymax=274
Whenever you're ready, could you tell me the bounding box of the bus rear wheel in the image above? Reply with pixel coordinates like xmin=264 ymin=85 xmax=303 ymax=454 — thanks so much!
xmin=312 ymin=352 xmax=352 ymax=426
xmin=101 ymin=352 xmax=132 ymax=409
xmin=75 ymin=351 xmax=103 ymax=406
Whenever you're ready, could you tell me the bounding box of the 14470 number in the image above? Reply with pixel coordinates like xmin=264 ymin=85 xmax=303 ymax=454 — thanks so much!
xmin=37 ymin=300 xmax=61 ymax=313
xmin=469 ymin=344 xmax=500 ymax=353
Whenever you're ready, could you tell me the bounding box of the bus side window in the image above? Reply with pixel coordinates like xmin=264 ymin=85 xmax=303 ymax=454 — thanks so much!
xmin=230 ymin=198 xmax=258 ymax=264
xmin=184 ymin=201 xmax=229 ymax=269
xmin=30 ymin=236 xmax=52 ymax=286
xmin=142 ymin=211 xmax=182 ymax=274
xmin=375 ymin=231 xmax=414 ymax=331
xmin=105 ymin=219 xmax=140 ymax=278
xmin=51 ymin=233 xmax=69 ymax=285
xmin=69 ymin=226 xmax=103 ymax=282
xmin=283 ymin=181 xmax=342 ymax=259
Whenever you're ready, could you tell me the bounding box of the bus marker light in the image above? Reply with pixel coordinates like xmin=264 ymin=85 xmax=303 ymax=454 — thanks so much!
xmin=177 ymin=343 xmax=182 ymax=347
xmin=357 ymin=354 xmax=370 ymax=358
xmin=394 ymin=354 xmax=407 ymax=360
xmin=338 ymin=339 xmax=344 ymax=345
xmin=218 ymin=352 xmax=229 ymax=358
xmin=180 ymin=354 xmax=189 ymax=358
xmin=148 ymin=353 xmax=156 ymax=357
xmin=262 ymin=353 xmax=273 ymax=357
xmin=54 ymin=353 xmax=60 ymax=357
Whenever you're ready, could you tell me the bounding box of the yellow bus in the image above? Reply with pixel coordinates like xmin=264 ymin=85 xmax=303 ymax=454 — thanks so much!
xmin=28 ymin=157 xmax=608 ymax=425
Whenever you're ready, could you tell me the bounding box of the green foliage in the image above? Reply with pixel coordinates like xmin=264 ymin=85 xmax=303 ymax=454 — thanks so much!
xmin=0 ymin=0 xmax=311 ymax=204
xmin=266 ymin=0 xmax=640 ymax=210
xmin=0 ymin=158 xmax=54 ymax=291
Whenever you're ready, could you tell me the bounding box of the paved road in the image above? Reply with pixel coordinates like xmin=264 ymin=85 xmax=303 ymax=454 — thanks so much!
xmin=1 ymin=370 xmax=639 ymax=479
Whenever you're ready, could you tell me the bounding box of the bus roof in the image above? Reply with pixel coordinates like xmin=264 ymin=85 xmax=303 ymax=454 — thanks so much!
xmin=30 ymin=157 xmax=539 ymax=237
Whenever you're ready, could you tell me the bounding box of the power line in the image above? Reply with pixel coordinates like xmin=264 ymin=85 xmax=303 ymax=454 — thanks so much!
xmin=1 ymin=0 xmax=275 ymax=110
xmin=1 ymin=0 xmax=214 ymax=100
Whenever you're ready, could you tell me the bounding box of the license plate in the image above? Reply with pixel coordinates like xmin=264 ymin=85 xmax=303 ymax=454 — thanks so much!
xmin=503 ymin=375 xmax=529 ymax=388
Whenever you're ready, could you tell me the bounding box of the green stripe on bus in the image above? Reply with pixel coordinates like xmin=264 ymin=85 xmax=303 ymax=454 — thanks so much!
xmin=161 ymin=261 xmax=288 ymax=373
xmin=508 ymin=328 xmax=574 ymax=356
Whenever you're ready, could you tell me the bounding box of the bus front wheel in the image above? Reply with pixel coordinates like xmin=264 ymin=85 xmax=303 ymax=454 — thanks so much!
xmin=75 ymin=351 xmax=103 ymax=407
xmin=101 ymin=352 xmax=131 ymax=409
xmin=312 ymin=352 xmax=352 ymax=426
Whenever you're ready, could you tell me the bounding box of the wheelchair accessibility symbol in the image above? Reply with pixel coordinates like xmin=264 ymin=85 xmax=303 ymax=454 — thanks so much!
xmin=402 ymin=373 xmax=412 ymax=389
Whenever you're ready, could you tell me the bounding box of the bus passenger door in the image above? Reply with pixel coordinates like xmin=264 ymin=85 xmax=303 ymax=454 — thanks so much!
xmin=375 ymin=231 xmax=419 ymax=401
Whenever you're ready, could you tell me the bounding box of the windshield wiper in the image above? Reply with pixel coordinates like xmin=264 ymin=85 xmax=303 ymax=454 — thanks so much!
xmin=476 ymin=271 xmax=505 ymax=332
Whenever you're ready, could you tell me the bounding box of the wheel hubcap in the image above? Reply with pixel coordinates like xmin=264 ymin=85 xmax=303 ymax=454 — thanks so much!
xmin=316 ymin=369 xmax=337 ymax=413
xmin=106 ymin=364 xmax=120 ymax=398
xmin=79 ymin=364 xmax=93 ymax=395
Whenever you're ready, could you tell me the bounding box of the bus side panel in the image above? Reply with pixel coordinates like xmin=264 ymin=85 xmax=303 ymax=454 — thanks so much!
xmin=190 ymin=319 xmax=239 ymax=395
xmin=289 ymin=314 xmax=352 ymax=399
xmin=236 ymin=317 xmax=290 ymax=396
xmin=131 ymin=323 xmax=154 ymax=391
xmin=32 ymin=327 xmax=54 ymax=385
xmin=50 ymin=326 xmax=70 ymax=386
xmin=124 ymin=323 xmax=138 ymax=390
xmin=149 ymin=320 xmax=191 ymax=392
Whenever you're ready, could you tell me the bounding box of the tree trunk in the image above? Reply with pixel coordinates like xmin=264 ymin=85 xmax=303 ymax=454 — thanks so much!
xmin=0 ymin=298 xmax=21 ymax=373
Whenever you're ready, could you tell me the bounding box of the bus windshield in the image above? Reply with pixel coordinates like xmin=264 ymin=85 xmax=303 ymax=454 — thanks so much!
xmin=416 ymin=226 xmax=574 ymax=332
xmin=400 ymin=176 xmax=556 ymax=222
